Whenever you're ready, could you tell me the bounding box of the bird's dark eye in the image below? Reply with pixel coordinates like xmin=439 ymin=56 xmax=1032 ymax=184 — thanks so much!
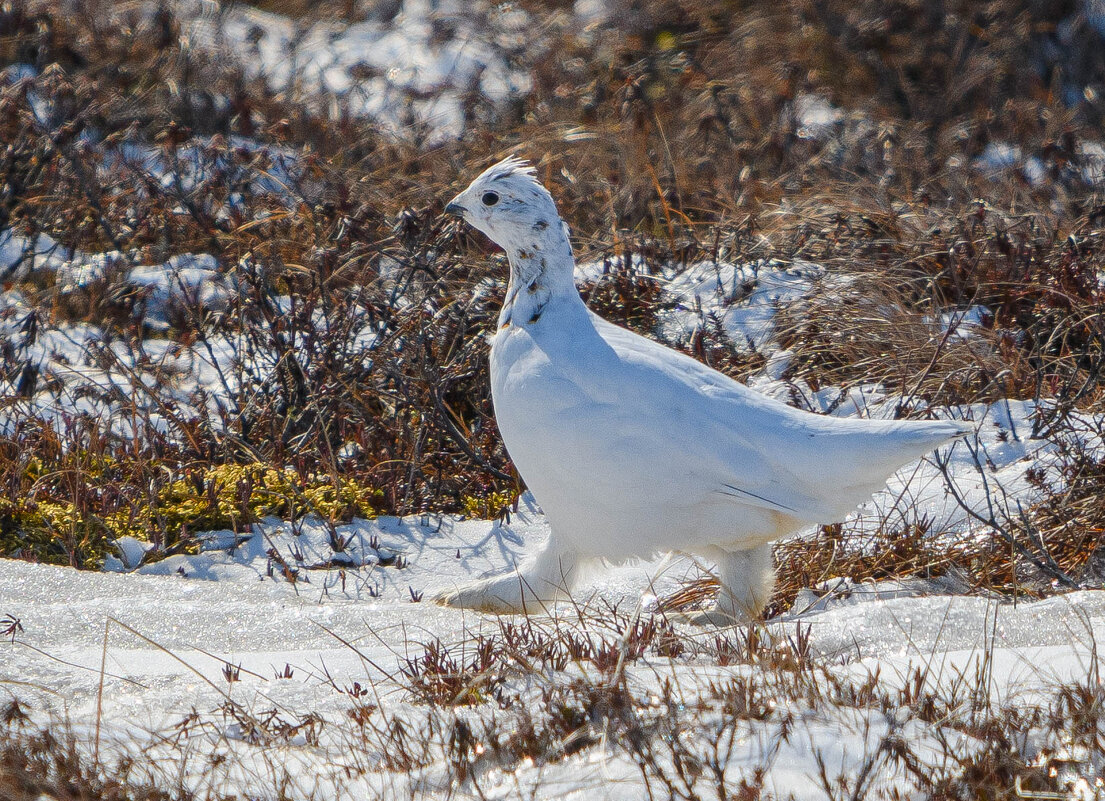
xmin=481 ymin=191 xmax=500 ymax=207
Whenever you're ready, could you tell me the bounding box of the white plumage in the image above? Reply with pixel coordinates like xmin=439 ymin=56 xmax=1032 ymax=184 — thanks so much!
xmin=438 ymin=157 xmax=969 ymax=624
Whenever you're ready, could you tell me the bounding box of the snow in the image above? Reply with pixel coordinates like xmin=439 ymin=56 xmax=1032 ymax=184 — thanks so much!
xmin=1085 ymin=0 xmax=1105 ymax=40
xmin=794 ymin=93 xmax=844 ymax=139
xmin=128 ymin=253 xmax=232 ymax=327
xmin=973 ymin=142 xmax=1048 ymax=185
xmin=1079 ymin=141 xmax=1105 ymax=185
xmin=0 ymin=229 xmax=70 ymax=280
xmin=574 ymin=257 xmax=825 ymax=355
xmin=970 ymin=140 xmax=1105 ymax=187
xmin=927 ymin=305 xmax=992 ymax=341
xmin=106 ymin=134 xmax=301 ymax=201
xmin=181 ymin=0 xmax=534 ymax=141
xmin=107 ymin=536 xmax=153 ymax=572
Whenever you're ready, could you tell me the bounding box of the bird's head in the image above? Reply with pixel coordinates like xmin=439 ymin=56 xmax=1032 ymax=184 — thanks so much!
xmin=445 ymin=157 xmax=565 ymax=255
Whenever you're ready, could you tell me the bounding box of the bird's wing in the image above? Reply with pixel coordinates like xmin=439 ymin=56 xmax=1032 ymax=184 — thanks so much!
xmin=564 ymin=318 xmax=835 ymax=519
xmin=589 ymin=316 xmax=964 ymax=522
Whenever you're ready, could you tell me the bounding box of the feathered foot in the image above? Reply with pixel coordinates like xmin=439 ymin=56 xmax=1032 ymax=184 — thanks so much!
xmin=670 ymin=543 xmax=776 ymax=627
xmin=435 ymin=541 xmax=578 ymax=614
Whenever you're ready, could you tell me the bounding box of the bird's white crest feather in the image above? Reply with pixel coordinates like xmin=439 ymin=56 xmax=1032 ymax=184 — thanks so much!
xmin=477 ymin=155 xmax=538 ymax=185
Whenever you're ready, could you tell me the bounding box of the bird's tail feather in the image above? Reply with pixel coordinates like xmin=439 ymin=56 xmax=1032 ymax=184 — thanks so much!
xmin=890 ymin=419 xmax=974 ymax=448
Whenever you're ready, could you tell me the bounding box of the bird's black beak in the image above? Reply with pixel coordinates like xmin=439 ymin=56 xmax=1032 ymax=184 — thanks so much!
xmin=445 ymin=202 xmax=465 ymax=218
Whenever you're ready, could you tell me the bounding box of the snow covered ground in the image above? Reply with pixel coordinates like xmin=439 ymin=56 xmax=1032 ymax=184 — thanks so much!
xmin=4 ymin=510 xmax=1104 ymax=797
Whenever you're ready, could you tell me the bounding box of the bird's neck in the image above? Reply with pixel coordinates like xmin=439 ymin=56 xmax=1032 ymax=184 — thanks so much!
xmin=498 ymin=227 xmax=581 ymax=330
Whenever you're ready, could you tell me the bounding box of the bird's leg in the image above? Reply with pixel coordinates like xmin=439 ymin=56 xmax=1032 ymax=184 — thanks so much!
xmin=434 ymin=537 xmax=578 ymax=614
xmin=675 ymin=543 xmax=776 ymax=627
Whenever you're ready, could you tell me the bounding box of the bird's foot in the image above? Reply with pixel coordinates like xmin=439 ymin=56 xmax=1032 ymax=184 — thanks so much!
xmin=434 ymin=573 xmax=557 ymax=615
xmin=662 ymin=544 xmax=774 ymax=627
xmin=435 ymin=546 xmax=578 ymax=615
xmin=435 ymin=560 xmax=577 ymax=614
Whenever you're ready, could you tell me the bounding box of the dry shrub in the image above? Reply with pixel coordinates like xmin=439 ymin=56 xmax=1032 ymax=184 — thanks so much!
xmin=0 ymin=718 xmax=182 ymax=801
xmin=401 ymin=607 xmax=684 ymax=708
xmin=777 ymin=269 xmax=1011 ymax=406
xmin=1020 ymin=426 xmax=1105 ymax=583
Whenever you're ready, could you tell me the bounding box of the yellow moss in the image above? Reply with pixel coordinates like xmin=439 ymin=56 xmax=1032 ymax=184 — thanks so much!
xmin=0 ymin=497 xmax=113 ymax=567
xmin=654 ymin=30 xmax=678 ymax=51
xmin=301 ymin=478 xmax=382 ymax=521
xmin=0 ymin=461 xmax=380 ymax=568
xmin=153 ymin=463 xmax=380 ymax=543
xmin=156 ymin=463 xmax=288 ymax=535
xmin=461 ymin=490 xmax=519 ymax=520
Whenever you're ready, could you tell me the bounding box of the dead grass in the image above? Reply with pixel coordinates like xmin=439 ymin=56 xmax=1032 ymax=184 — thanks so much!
xmin=777 ymin=270 xmax=1012 ymax=406
xmin=0 ymin=709 xmax=185 ymax=801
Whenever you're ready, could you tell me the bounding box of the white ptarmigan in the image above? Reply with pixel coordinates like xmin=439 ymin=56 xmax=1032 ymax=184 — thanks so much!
xmin=438 ymin=156 xmax=970 ymax=625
